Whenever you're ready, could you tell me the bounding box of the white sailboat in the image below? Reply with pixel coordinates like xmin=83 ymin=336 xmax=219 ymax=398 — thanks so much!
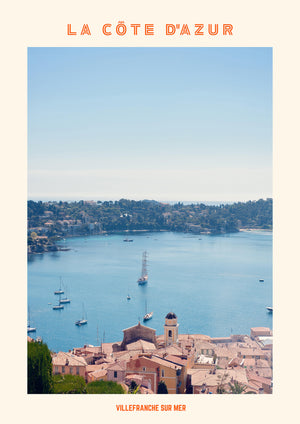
xmin=59 ymin=285 xmax=71 ymax=304
xmin=137 ymin=251 xmax=148 ymax=285
xmin=54 ymin=276 xmax=64 ymax=295
xmin=75 ymin=304 xmax=88 ymax=326
xmin=143 ymin=301 xmax=153 ymax=321
xmin=53 ymin=294 xmax=64 ymax=310
xmin=27 ymin=307 xmax=36 ymax=332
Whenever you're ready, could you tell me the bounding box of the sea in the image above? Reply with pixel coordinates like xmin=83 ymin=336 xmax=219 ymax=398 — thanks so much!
xmin=27 ymin=231 xmax=272 ymax=353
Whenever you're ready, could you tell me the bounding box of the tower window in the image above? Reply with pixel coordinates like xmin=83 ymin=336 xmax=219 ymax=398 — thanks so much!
xmin=168 ymin=330 xmax=172 ymax=337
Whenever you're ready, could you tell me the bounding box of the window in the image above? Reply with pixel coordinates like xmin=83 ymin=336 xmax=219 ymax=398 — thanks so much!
xmin=114 ymin=371 xmax=117 ymax=378
xmin=69 ymin=367 xmax=73 ymax=374
xmin=62 ymin=366 xmax=65 ymax=374
xmin=76 ymin=367 xmax=80 ymax=375
xmin=161 ymin=369 xmax=165 ymax=377
xmin=168 ymin=330 xmax=172 ymax=337
xmin=55 ymin=366 xmax=58 ymax=374
xmin=143 ymin=367 xmax=146 ymax=371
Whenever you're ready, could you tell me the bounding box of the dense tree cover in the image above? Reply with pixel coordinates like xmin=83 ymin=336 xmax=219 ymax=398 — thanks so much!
xmin=27 ymin=341 xmax=53 ymax=394
xmin=86 ymin=380 xmax=125 ymax=394
xmin=52 ymin=374 xmax=86 ymax=394
xmin=27 ymin=198 xmax=272 ymax=247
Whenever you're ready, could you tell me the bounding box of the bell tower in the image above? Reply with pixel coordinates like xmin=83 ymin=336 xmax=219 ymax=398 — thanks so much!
xmin=164 ymin=312 xmax=179 ymax=346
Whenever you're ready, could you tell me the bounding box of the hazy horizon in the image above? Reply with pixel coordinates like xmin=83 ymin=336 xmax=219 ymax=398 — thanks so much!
xmin=28 ymin=196 xmax=272 ymax=205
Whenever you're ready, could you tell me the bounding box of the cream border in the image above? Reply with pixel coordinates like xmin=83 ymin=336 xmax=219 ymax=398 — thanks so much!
xmin=1 ymin=0 xmax=299 ymax=422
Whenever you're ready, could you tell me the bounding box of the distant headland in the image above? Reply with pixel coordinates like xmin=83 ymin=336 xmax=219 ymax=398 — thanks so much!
xmin=27 ymin=198 xmax=272 ymax=254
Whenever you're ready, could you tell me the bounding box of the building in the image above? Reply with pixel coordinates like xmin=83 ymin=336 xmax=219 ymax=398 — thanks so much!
xmin=164 ymin=312 xmax=179 ymax=346
xmin=250 ymin=327 xmax=272 ymax=339
xmin=52 ymin=351 xmax=87 ymax=379
xmin=125 ymin=354 xmax=183 ymax=394
xmin=120 ymin=322 xmax=157 ymax=351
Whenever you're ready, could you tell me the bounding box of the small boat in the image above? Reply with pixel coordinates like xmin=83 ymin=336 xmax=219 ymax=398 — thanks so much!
xmin=259 ymin=279 xmax=264 ymax=282
xmin=124 ymin=237 xmax=133 ymax=242
xmin=127 ymin=294 xmax=131 ymax=300
xmin=75 ymin=304 xmax=88 ymax=326
xmin=60 ymin=298 xmax=71 ymax=304
xmin=137 ymin=251 xmax=148 ymax=285
xmin=54 ymin=276 xmax=64 ymax=295
xmin=75 ymin=319 xmax=88 ymax=326
xmin=143 ymin=311 xmax=153 ymax=321
xmin=143 ymin=301 xmax=153 ymax=321
xmin=53 ymin=304 xmax=64 ymax=310
xmin=266 ymin=307 xmax=273 ymax=312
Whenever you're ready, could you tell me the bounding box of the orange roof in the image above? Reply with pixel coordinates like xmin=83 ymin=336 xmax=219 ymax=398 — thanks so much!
xmin=52 ymin=351 xmax=87 ymax=366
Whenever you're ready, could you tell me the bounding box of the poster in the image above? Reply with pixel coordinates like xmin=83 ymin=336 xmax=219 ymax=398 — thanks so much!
xmin=1 ymin=0 xmax=299 ymax=422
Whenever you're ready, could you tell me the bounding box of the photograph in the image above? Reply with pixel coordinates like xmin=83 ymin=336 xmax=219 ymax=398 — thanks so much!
xmin=27 ymin=47 xmax=273 ymax=395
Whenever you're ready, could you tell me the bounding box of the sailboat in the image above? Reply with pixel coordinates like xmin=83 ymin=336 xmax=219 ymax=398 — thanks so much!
xmin=27 ymin=307 xmax=36 ymax=332
xmin=53 ymin=294 xmax=64 ymax=310
xmin=143 ymin=301 xmax=153 ymax=321
xmin=75 ymin=304 xmax=88 ymax=326
xmin=137 ymin=251 xmax=148 ymax=285
xmin=54 ymin=276 xmax=64 ymax=295
xmin=59 ymin=285 xmax=71 ymax=304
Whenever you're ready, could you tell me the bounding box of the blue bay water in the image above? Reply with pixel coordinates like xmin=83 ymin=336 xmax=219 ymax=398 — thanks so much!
xmin=27 ymin=231 xmax=272 ymax=352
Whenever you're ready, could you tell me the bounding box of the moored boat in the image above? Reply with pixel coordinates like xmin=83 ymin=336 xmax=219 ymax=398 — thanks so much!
xmin=59 ymin=298 xmax=71 ymax=304
xmin=27 ymin=307 xmax=36 ymax=332
xmin=75 ymin=303 xmax=88 ymax=326
xmin=137 ymin=251 xmax=148 ymax=285
xmin=143 ymin=301 xmax=153 ymax=321
xmin=53 ymin=304 xmax=64 ymax=310
xmin=143 ymin=311 xmax=153 ymax=321
xmin=54 ymin=276 xmax=64 ymax=295
xmin=266 ymin=306 xmax=273 ymax=312
xmin=75 ymin=319 xmax=88 ymax=326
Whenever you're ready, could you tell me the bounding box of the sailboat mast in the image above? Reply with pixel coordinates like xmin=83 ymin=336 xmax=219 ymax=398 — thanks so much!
xmin=142 ymin=251 xmax=148 ymax=276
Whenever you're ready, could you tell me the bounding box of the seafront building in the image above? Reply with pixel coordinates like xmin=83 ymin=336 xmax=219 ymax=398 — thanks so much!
xmin=43 ymin=313 xmax=273 ymax=394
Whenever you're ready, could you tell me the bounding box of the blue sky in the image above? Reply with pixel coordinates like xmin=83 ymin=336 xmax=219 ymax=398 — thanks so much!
xmin=28 ymin=47 xmax=272 ymax=202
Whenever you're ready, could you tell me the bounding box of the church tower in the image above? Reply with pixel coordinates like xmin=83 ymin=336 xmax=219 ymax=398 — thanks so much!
xmin=164 ymin=312 xmax=179 ymax=346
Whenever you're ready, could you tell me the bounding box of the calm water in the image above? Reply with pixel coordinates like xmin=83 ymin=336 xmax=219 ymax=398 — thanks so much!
xmin=27 ymin=231 xmax=272 ymax=352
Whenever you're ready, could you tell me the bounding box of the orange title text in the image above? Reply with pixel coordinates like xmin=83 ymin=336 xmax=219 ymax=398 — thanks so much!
xmin=67 ymin=23 xmax=234 ymax=37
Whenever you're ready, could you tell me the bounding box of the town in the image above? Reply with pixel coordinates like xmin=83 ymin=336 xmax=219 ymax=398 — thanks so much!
xmin=28 ymin=312 xmax=273 ymax=394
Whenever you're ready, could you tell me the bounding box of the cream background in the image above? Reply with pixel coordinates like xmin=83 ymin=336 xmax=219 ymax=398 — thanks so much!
xmin=1 ymin=0 xmax=299 ymax=422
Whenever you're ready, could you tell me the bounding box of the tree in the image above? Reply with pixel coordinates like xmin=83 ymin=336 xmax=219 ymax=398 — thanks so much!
xmin=53 ymin=374 xmax=86 ymax=394
xmin=228 ymin=381 xmax=247 ymax=394
xmin=86 ymin=380 xmax=125 ymax=394
xmin=28 ymin=340 xmax=53 ymax=394
xmin=128 ymin=380 xmax=140 ymax=394
xmin=157 ymin=380 xmax=168 ymax=394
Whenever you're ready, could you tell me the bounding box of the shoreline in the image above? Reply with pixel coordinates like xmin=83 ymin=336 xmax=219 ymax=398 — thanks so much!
xmin=27 ymin=228 xmax=272 ymax=256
